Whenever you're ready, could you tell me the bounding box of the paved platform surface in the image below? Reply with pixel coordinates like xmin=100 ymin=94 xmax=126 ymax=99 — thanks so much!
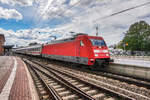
xmin=112 ymin=55 xmax=150 ymax=61
xmin=0 ymin=56 xmax=38 ymax=100
xmin=113 ymin=58 xmax=150 ymax=68
xmin=111 ymin=56 xmax=150 ymax=68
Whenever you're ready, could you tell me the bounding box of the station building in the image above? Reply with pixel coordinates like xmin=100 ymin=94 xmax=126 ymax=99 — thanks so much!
xmin=0 ymin=34 xmax=5 ymax=55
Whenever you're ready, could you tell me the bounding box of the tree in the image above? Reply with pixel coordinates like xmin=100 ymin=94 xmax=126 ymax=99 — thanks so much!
xmin=118 ymin=21 xmax=150 ymax=51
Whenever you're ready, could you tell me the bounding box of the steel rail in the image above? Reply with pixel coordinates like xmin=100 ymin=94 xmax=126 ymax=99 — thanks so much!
xmin=25 ymin=62 xmax=62 ymax=100
xmin=31 ymin=59 xmax=134 ymax=100
xmin=25 ymin=60 xmax=96 ymax=100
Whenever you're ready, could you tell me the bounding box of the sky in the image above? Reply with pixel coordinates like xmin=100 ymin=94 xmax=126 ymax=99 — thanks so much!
xmin=0 ymin=0 xmax=150 ymax=46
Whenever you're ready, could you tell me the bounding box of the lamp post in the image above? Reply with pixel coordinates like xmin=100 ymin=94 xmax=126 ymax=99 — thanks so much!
xmin=96 ymin=24 xmax=99 ymax=36
xmin=123 ymin=32 xmax=127 ymax=51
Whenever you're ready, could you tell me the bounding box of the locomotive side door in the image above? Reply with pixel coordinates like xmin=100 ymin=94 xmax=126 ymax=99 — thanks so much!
xmin=75 ymin=40 xmax=81 ymax=63
xmin=79 ymin=40 xmax=85 ymax=64
xmin=75 ymin=40 xmax=84 ymax=64
xmin=75 ymin=37 xmax=88 ymax=64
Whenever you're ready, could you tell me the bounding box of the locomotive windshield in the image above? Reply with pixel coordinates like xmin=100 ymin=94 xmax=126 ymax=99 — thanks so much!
xmin=90 ymin=39 xmax=106 ymax=46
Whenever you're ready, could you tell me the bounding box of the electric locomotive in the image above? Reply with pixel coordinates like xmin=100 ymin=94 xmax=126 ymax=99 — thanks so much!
xmin=42 ymin=34 xmax=110 ymax=67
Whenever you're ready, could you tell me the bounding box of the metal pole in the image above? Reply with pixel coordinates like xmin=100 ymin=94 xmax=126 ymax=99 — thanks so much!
xmin=96 ymin=25 xmax=98 ymax=36
xmin=124 ymin=43 xmax=126 ymax=51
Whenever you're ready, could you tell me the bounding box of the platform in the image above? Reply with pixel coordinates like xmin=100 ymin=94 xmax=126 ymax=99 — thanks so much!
xmin=108 ymin=57 xmax=150 ymax=80
xmin=0 ymin=56 xmax=38 ymax=100
xmin=112 ymin=57 xmax=150 ymax=68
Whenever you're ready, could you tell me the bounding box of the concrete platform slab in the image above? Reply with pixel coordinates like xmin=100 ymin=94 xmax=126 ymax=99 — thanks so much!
xmin=113 ymin=58 xmax=150 ymax=68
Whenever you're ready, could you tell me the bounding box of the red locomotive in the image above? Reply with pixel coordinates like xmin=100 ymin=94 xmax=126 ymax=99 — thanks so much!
xmin=15 ymin=34 xmax=111 ymax=67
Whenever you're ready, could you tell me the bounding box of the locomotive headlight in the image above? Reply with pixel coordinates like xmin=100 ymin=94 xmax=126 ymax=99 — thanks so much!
xmin=94 ymin=50 xmax=100 ymax=53
xmin=95 ymin=54 xmax=98 ymax=57
xmin=90 ymin=59 xmax=94 ymax=61
xmin=106 ymin=54 xmax=109 ymax=56
xmin=103 ymin=50 xmax=108 ymax=53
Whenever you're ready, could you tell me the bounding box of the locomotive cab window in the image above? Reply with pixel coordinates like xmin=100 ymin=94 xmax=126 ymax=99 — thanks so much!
xmin=80 ymin=41 xmax=84 ymax=46
xmin=90 ymin=39 xmax=106 ymax=46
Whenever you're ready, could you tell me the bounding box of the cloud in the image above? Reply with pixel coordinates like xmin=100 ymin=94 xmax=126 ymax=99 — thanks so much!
xmin=0 ymin=7 xmax=22 ymax=20
xmin=1 ymin=0 xmax=150 ymax=46
xmin=0 ymin=0 xmax=33 ymax=6
xmin=69 ymin=0 xmax=80 ymax=6
xmin=0 ymin=27 xmax=70 ymax=46
xmin=35 ymin=0 xmax=68 ymax=21
xmin=47 ymin=0 xmax=150 ymax=45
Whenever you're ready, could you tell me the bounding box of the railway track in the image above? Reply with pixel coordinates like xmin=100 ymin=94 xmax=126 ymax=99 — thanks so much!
xmin=26 ymin=62 xmax=96 ymax=100
xmin=39 ymin=58 xmax=150 ymax=89
xmin=26 ymin=62 xmax=61 ymax=100
xmin=91 ymin=69 xmax=150 ymax=89
xmin=31 ymin=59 xmax=150 ymax=100
xmin=44 ymin=59 xmax=150 ymax=88
xmin=65 ymin=63 xmax=150 ymax=89
xmin=24 ymin=59 xmax=133 ymax=100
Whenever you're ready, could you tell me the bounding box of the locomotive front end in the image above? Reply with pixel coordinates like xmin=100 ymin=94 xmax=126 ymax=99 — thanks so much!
xmin=89 ymin=37 xmax=111 ymax=67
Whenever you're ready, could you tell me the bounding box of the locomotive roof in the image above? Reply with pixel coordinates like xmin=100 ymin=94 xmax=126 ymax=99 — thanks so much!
xmin=44 ymin=34 xmax=104 ymax=46
xmin=45 ymin=34 xmax=88 ymax=45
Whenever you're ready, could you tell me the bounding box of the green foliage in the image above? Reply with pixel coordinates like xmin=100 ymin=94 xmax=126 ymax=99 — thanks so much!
xmin=118 ymin=21 xmax=150 ymax=51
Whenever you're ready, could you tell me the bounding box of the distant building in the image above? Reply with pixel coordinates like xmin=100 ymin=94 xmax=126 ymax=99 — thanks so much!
xmin=3 ymin=45 xmax=14 ymax=56
xmin=0 ymin=34 xmax=5 ymax=55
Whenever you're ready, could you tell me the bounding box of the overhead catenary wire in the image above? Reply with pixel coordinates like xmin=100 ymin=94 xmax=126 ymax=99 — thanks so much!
xmin=36 ymin=0 xmax=82 ymax=27
xmin=33 ymin=0 xmax=150 ymax=37
xmin=30 ymin=0 xmax=42 ymax=26
xmin=55 ymin=0 xmax=82 ymax=17
xmin=50 ymin=0 xmax=150 ymax=33
xmin=94 ymin=1 xmax=150 ymax=22
xmin=32 ymin=0 xmax=150 ymax=29
xmin=91 ymin=0 xmax=150 ymax=37
xmin=55 ymin=0 xmax=101 ymax=25
xmin=36 ymin=0 xmax=55 ymax=26
xmin=39 ymin=0 xmax=102 ymax=34
xmin=28 ymin=0 xmax=62 ymax=42
xmin=18 ymin=0 xmax=83 ymax=46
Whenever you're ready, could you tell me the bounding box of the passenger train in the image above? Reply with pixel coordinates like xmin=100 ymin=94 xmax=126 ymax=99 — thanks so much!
xmin=14 ymin=34 xmax=112 ymax=67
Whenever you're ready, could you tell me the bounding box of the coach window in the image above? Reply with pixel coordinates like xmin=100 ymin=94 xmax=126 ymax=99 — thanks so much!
xmin=80 ymin=41 xmax=84 ymax=46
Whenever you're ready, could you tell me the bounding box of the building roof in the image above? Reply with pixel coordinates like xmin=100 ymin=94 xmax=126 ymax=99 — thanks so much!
xmin=0 ymin=34 xmax=5 ymax=42
xmin=3 ymin=45 xmax=14 ymax=49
